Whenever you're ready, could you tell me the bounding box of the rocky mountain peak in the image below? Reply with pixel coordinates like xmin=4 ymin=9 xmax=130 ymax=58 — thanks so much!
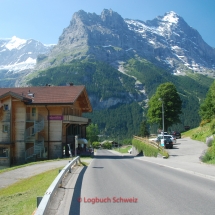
xmin=4 ymin=36 xmax=27 ymax=50
xmin=100 ymin=9 xmax=125 ymax=27
xmin=35 ymin=9 xmax=215 ymax=75
xmin=162 ymin=11 xmax=179 ymax=24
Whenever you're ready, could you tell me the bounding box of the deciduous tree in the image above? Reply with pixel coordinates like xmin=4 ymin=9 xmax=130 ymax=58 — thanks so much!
xmin=147 ymin=82 xmax=182 ymax=131
xmin=86 ymin=123 xmax=99 ymax=144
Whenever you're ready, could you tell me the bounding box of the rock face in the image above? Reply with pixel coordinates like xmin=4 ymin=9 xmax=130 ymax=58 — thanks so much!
xmin=36 ymin=9 xmax=215 ymax=75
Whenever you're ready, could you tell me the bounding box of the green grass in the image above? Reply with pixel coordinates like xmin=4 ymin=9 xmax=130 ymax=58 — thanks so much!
xmin=0 ymin=167 xmax=62 ymax=215
xmin=182 ymin=123 xmax=212 ymax=142
xmin=113 ymin=145 xmax=132 ymax=153
xmin=132 ymin=139 xmax=158 ymax=157
xmin=0 ymin=158 xmax=90 ymax=215
xmin=201 ymin=144 xmax=215 ymax=164
xmin=132 ymin=139 xmax=169 ymax=158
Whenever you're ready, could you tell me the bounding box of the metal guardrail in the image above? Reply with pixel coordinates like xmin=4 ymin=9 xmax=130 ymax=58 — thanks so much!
xmin=35 ymin=156 xmax=80 ymax=215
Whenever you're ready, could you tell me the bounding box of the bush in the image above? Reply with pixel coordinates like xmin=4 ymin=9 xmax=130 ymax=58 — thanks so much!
xmin=210 ymin=119 xmax=215 ymax=133
xmin=102 ymin=142 xmax=112 ymax=149
xmin=92 ymin=142 xmax=100 ymax=149
xmin=202 ymin=140 xmax=215 ymax=162
xmin=200 ymin=119 xmax=211 ymax=127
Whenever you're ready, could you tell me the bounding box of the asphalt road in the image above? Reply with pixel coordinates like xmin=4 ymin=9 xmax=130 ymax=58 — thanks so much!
xmin=168 ymin=137 xmax=207 ymax=162
xmin=50 ymin=141 xmax=215 ymax=215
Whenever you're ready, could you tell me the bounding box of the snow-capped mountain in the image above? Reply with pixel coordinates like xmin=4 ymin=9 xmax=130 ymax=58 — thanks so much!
xmin=36 ymin=9 xmax=215 ymax=75
xmin=0 ymin=36 xmax=54 ymax=72
xmin=125 ymin=11 xmax=215 ymax=73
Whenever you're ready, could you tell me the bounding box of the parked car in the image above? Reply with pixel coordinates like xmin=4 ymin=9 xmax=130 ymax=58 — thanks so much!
xmin=157 ymin=134 xmax=176 ymax=144
xmin=171 ymin=131 xmax=181 ymax=139
xmin=163 ymin=137 xmax=173 ymax=149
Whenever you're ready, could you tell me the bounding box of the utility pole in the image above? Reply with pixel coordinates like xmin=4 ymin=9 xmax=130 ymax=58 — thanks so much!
xmin=162 ymin=100 xmax=164 ymax=141
xmin=118 ymin=134 xmax=119 ymax=151
xmin=159 ymin=98 xmax=165 ymax=147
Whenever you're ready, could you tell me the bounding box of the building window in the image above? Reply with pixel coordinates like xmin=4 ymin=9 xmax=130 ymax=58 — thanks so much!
xmin=32 ymin=107 xmax=36 ymax=117
xmin=3 ymin=104 xmax=9 ymax=111
xmin=3 ymin=125 xmax=9 ymax=133
xmin=0 ymin=147 xmax=8 ymax=157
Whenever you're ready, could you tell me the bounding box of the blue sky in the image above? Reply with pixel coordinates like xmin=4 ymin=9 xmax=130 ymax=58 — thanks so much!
xmin=1 ymin=0 xmax=215 ymax=47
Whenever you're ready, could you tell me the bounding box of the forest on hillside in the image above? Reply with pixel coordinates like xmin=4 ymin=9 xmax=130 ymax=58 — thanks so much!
xmin=27 ymin=59 xmax=214 ymax=140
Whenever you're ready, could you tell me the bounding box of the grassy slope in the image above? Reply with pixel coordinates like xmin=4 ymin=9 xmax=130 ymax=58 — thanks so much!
xmin=183 ymin=122 xmax=215 ymax=164
xmin=182 ymin=123 xmax=212 ymax=143
xmin=0 ymin=158 xmax=90 ymax=215
xmin=0 ymin=168 xmax=61 ymax=215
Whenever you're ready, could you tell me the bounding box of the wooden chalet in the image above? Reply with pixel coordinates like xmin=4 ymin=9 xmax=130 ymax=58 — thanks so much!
xmin=0 ymin=85 xmax=92 ymax=167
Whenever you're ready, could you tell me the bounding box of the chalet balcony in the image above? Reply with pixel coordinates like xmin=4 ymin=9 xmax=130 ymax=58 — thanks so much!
xmin=26 ymin=113 xmax=43 ymax=122
xmin=63 ymin=115 xmax=90 ymax=125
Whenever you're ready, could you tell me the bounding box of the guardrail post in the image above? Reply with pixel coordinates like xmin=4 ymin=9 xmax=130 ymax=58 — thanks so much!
xmin=37 ymin=197 xmax=43 ymax=208
xmin=69 ymin=161 xmax=72 ymax=173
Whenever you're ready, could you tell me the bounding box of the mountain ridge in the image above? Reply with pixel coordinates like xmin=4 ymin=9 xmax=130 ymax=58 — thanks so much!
xmin=0 ymin=9 xmax=214 ymax=137
xmin=35 ymin=9 xmax=215 ymax=76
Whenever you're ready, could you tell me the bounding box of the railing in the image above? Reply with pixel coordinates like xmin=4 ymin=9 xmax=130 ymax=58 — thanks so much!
xmin=25 ymin=135 xmax=45 ymax=160
xmin=1 ymin=110 xmax=11 ymax=143
xmin=34 ymin=120 xmax=45 ymax=133
xmin=26 ymin=113 xmax=43 ymax=122
xmin=34 ymin=136 xmax=45 ymax=158
xmin=133 ymin=136 xmax=167 ymax=154
xmin=63 ymin=115 xmax=89 ymax=123
xmin=25 ymin=147 xmax=34 ymax=159
xmin=2 ymin=110 xmax=11 ymax=122
xmin=25 ymin=114 xmax=45 ymax=161
xmin=25 ymin=122 xmax=44 ymax=140
xmin=133 ymin=136 xmax=159 ymax=149
xmin=25 ymin=114 xmax=44 ymax=140
xmin=35 ymin=156 xmax=80 ymax=215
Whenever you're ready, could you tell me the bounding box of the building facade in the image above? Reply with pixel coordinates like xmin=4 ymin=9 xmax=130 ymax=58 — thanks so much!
xmin=0 ymin=85 xmax=92 ymax=167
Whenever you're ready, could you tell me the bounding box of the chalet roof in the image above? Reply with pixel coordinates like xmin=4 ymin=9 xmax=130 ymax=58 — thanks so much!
xmin=0 ymin=85 xmax=92 ymax=112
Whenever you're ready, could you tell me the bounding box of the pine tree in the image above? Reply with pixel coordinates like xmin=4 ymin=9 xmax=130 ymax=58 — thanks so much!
xmin=139 ymin=120 xmax=150 ymax=137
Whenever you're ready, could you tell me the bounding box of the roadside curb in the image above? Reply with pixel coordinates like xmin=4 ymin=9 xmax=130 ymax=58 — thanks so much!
xmin=135 ymin=157 xmax=215 ymax=182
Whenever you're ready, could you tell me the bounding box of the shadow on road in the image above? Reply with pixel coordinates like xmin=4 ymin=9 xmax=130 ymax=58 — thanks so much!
xmin=171 ymin=147 xmax=179 ymax=149
xmin=93 ymin=155 xmax=135 ymax=159
xmin=69 ymin=166 xmax=87 ymax=215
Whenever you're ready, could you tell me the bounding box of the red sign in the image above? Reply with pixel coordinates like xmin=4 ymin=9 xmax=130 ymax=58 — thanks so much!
xmin=48 ymin=115 xmax=63 ymax=120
